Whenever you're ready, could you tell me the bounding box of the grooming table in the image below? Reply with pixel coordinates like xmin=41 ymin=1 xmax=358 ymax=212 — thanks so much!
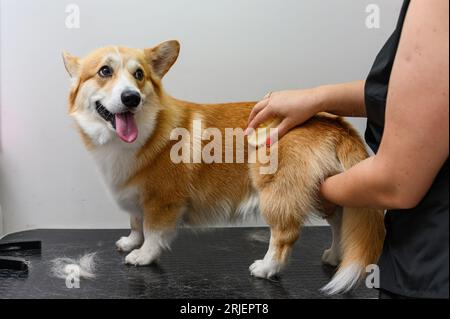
xmin=0 ymin=227 xmax=377 ymax=299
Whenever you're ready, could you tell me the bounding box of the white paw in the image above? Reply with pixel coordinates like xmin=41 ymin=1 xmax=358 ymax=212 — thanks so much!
xmin=116 ymin=234 xmax=143 ymax=252
xmin=321 ymin=248 xmax=340 ymax=267
xmin=125 ymin=248 xmax=158 ymax=266
xmin=249 ymin=259 xmax=281 ymax=279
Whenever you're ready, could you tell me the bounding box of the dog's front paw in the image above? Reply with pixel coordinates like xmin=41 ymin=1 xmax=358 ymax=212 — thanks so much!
xmin=116 ymin=234 xmax=143 ymax=252
xmin=249 ymin=259 xmax=281 ymax=279
xmin=125 ymin=248 xmax=158 ymax=266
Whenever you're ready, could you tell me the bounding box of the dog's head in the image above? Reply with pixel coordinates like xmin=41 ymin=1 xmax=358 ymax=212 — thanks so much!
xmin=63 ymin=40 xmax=180 ymax=146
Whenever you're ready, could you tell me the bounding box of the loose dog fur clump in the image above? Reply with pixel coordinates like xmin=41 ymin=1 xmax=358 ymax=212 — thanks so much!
xmin=51 ymin=252 xmax=97 ymax=280
xmin=62 ymin=40 xmax=385 ymax=294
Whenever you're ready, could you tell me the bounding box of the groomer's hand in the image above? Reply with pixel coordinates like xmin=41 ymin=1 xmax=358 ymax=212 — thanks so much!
xmin=245 ymin=88 xmax=324 ymax=139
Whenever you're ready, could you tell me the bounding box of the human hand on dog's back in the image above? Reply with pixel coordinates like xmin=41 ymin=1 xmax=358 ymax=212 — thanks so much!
xmin=246 ymin=80 xmax=367 ymax=139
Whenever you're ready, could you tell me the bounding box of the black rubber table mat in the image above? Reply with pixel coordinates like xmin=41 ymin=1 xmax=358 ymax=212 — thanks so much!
xmin=0 ymin=227 xmax=377 ymax=299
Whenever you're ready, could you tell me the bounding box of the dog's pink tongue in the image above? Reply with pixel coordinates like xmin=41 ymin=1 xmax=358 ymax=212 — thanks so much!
xmin=115 ymin=112 xmax=138 ymax=143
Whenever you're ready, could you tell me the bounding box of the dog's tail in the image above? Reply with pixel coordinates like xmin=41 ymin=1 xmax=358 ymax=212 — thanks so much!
xmin=321 ymin=206 xmax=385 ymax=294
xmin=321 ymin=123 xmax=385 ymax=295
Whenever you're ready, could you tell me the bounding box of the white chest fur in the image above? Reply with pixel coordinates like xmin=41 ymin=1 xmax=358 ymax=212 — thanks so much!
xmin=90 ymin=141 xmax=141 ymax=214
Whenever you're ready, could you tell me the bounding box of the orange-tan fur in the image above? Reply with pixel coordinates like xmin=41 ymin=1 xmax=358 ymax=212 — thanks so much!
xmin=63 ymin=40 xmax=385 ymax=294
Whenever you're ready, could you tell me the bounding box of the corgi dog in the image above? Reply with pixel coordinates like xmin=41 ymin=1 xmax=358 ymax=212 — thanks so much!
xmin=62 ymin=40 xmax=385 ymax=294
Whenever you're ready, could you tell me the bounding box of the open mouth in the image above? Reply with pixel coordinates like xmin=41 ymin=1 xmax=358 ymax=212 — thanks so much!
xmin=95 ymin=101 xmax=138 ymax=143
xmin=95 ymin=101 xmax=116 ymax=128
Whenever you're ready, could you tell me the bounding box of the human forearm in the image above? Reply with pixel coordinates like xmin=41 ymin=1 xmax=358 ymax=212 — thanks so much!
xmin=320 ymin=156 xmax=409 ymax=210
xmin=246 ymin=80 xmax=367 ymax=139
xmin=314 ymin=80 xmax=367 ymax=117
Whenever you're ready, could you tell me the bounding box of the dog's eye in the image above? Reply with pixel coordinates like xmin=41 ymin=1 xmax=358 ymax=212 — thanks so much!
xmin=98 ymin=66 xmax=113 ymax=78
xmin=134 ymin=69 xmax=144 ymax=81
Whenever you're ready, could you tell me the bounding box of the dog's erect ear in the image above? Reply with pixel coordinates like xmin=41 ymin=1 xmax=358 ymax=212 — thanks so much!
xmin=62 ymin=51 xmax=80 ymax=78
xmin=144 ymin=40 xmax=180 ymax=78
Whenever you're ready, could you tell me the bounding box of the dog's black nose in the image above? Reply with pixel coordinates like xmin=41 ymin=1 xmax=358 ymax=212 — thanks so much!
xmin=121 ymin=90 xmax=141 ymax=108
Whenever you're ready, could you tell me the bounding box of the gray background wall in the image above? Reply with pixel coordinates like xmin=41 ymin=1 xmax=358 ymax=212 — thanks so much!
xmin=0 ymin=0 xmax=403 ymax=234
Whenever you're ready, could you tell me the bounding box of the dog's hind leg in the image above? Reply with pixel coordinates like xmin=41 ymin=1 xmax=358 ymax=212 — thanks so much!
xmin=249 ymin=186 xmax=304 ymax=279
xmin=322 ymin=208 xmax=343 ymax=267
xmin=116 ymin=214 xmax=144 ymax=252
xmin=249 ymin=221 xmax=301 ymax=279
